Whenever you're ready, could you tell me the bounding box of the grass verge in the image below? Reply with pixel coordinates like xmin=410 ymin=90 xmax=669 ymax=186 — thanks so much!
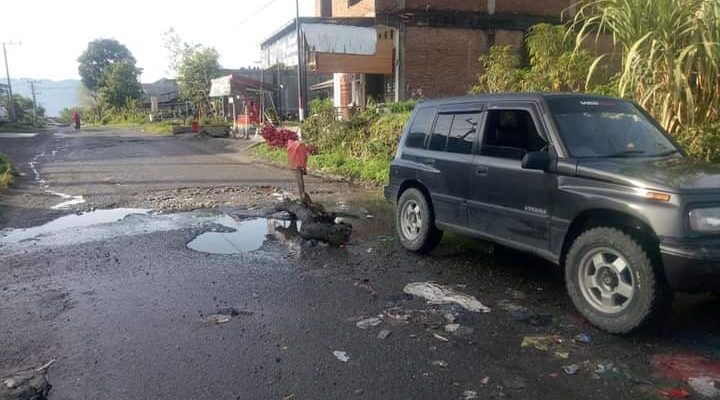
xmin=85 ymin=121 xmax=176 ymax=135
xmin=0 ymin=155 xmax=14 ymax=190
xmin=0 ymin=123 xmax=43 ymax=133
xmin=252 ymin=143 xmax=390 ymax=186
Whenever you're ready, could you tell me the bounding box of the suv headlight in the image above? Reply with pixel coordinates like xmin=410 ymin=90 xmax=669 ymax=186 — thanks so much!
xmin=689 ymin=208 xmax=720 ymax=233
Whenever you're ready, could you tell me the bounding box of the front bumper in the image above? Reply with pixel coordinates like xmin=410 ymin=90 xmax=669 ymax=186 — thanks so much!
xmin=660 ymin=237 xmax=720 ymax=292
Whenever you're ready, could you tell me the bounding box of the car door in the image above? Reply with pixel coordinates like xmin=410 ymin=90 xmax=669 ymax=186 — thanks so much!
xmin=468 ymin=102 xmax=556 ymax=251
xmin=417 ymin=105 xmax=483 ymax=227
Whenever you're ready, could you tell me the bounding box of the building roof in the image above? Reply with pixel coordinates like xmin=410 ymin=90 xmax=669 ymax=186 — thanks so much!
xmin=261 ymin=17 xmax=376 ymax=48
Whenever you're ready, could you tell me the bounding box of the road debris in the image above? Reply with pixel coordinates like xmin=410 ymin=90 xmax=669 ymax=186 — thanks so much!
xmin=650 ymin=354 xmax=720 ymax=382
xmin=377 ymin=330 xmax=392 ymax=339
xmin=333 ymin=351 xmax=350 ymax=362
xmin=204 ymin=314 xmax=231 ymax=325
xmin=356 ymin=317 xmax=382 ymax=329
xmin=431 ymin=360 xmax=448 ymax=368
xmin=1 ymin=360 xmax=54 ymax=400
xmin=521 ymin=335 xmax=563 ymax=352
xmin=563 ymin=364 xmax=579 ymax=375
xmin=555 ymin=351 xmax=570 ymax=359
xmin=353 ymin=281 xmax=379 ymax=299
xmin=480 ymin=376 xmax=490 ymax=387
xmin=403 ymin=282 xmax=490 ymax=313
xmin=574 ymin=333 xmax=592 ymax=344
xmin=444 ymin=324 xmax=460 ymax=333
xmin=688 ymin=376 xmax=720 ymax=398
xmin=462 ymin=390 xmax=478 ymax=399
xmin=433 ymin=333 xmax=450 ymax=342
xmin=658 ymin=388 xmax=691 ymax=399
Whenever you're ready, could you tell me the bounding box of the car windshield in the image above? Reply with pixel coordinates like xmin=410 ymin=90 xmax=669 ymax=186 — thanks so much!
xmin=547 ymin=98 xmax=680 ymax=158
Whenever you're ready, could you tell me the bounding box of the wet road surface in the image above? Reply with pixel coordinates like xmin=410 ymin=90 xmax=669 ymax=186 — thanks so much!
xmin=1 ymin=129 xmax=719 ymax=400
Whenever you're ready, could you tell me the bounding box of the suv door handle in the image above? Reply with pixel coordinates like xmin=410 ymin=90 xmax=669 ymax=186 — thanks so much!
xmin=422 ymin=158 xmax=436 ymax=166
xmin=476 ymin=165 xmax=489 ymax=176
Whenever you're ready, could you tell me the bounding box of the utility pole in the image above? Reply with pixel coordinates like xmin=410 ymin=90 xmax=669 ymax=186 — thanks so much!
xmin=29 ymin=80 xmax=39 ymax=125
xmin=2 ymin=42 xmax=18 ymax=122
xmin=295 ymin=0 xmax=305 ymax=122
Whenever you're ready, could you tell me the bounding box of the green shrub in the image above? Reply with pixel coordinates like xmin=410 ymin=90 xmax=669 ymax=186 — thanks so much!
xmin=0 ymin=155 xmax=13 ymax=190
xmin=677 ymin=123 xmax=720 ymax=163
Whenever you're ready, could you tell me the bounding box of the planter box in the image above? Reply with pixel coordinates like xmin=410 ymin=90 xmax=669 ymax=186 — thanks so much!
xmin=203 ymin=125 xmax=230 ymax=138
xmin=172 ymin=126 xmax=191 ymax=135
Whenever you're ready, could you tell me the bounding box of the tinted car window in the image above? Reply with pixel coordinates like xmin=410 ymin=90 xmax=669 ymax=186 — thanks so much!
xmin=547 ymin=98 xmax=678 ymax=158
xmin=481 ymin=110 xmax=546 ymax=160
xmin=405 ymin=108 xmax=435 ymax=148
xmin=447 ymin=113 xmax=481 ymax=154
xmin=429 ymin=114 xmax=453 ymax=151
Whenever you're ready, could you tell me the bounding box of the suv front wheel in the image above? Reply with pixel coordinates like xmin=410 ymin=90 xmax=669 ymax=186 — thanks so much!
xmin=396 ymin=188 xmax=442 ymax=253
xmin=565 ymin=227 xmax=672 ymax=334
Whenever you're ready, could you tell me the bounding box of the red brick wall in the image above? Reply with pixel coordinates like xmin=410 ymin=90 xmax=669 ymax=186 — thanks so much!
xmin=377 ymin=0 xmax=571 ymax=14
xmin=495 ymin=0 xmax=571 ymax=16
xmin=404 ymin=26 xmax=490 ymax=98
xmin=332 ymin=0 xmax=376 ymax=17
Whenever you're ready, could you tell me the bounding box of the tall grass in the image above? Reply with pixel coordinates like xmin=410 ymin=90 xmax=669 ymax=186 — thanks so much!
xmin=572 ymin=0 xmax=720 ymax=132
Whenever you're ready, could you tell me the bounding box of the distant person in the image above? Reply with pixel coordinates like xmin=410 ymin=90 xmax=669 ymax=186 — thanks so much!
xmin=71 ymin=111 xmax=81 ymax=130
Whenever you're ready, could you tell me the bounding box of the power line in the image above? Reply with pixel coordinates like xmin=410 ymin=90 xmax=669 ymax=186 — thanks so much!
xmin=238 ymin=0 xmax=283 ymax=24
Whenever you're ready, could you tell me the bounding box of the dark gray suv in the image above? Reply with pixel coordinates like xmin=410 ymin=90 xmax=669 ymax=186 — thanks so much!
xmin=384 ymin=93 xmax=720 ymax=333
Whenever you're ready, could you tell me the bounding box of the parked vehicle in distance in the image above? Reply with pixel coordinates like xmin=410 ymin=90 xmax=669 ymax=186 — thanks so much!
xmin=0 ymin=105 xmax=8 ymax=123
xmin=385 ymin=93 xmax=720 ymax=333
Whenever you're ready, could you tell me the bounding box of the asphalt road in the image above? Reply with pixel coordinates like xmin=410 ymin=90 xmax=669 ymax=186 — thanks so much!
xmin=1 ymin=128 xmax=719 ymax=400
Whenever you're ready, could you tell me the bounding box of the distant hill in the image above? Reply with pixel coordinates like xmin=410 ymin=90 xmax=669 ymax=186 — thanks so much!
xmin=9 ymin=79 xmax=82 ymax=117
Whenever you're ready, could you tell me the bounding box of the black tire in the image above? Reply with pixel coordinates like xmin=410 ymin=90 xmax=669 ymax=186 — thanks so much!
xmin=395 ymin=188 xmax=442 ymax=253
xmin=565 ymin=227 xmax=672 ymax=334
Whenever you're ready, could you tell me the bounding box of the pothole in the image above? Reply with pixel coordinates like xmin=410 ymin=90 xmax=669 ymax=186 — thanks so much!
xmin=186 ymin=217 xmax=299 ymax=255
xmin=0 ymin=208 xmax=150 ymax=244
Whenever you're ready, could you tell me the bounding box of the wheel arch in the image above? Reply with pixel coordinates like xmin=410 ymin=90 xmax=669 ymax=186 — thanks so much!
xmin=560 ymin=208 xmax=661 ymax=267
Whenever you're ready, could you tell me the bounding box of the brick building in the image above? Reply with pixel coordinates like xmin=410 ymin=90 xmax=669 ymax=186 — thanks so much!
xmin=263 ymin=0 xmax=578 ymax=113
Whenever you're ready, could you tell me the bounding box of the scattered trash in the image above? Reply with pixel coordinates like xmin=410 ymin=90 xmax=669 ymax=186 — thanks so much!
xmin=574 ymin=333 xmax=592 ymax=344
xmin=353 ymin=281 xmax=379 ymax=299
xmin=366 ymin=248 xmax=373 ymax=253
xmin=593 ymin=360 xmax=649 ymax=384
xmin=555 ymin=351 xmax=570 ymax=359
xmin=658 ymin=388 xmax=691 ymax=399
xmin=462 ymin=390 xmax=478 ymax=399
xmin=521 ymin=335 xmax=563 ymax=352
xmin=688 ymin=376 xmax=720 ymax=398
xmin=356 ymin=317 xmax=382 ymax=330
xmin=431 ymin=360 xmax=448 ymax=368
xmin=443 ymin=313 xmax=457 ymax=323
xmin=333 ymin=351 xmax=350 ymax=362
xmin=403 ymin=282 xmax=491 ymax=313
xmin=282 ymin=395 xmax=296 ymax=400
xmin=497 ymin=299 xmax=528 ymax=314
xmin=563 ymin=364 xmax=579 ymax=375
xmin=1 ymin=360 xmax=54 ymax=400
xmin=433 ymin=333 xmax=450 ymax=342
xmin=480 ymin=376 xmax=491 ymax=387
xmin=502 ymin=377 xmax=527 ymax=390
xmin=444 ymin=324 xmax=460 ymax=333
xmin=650 ymin=354 xmax=720 ymax=382
xmin=377 ymin=330 xmax=392 ymax=339
xmin=204 ymin=314 xmax=231 ymax=325
xmin=383 ymin=307 xmax=414 ymax=322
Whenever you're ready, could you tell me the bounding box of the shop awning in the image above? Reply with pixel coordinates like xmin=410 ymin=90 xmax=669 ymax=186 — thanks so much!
xmin=209 ymin=75 xmax=275 ymax=97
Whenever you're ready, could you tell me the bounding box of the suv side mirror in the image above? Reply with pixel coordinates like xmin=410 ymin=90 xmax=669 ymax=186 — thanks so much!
xmin=522 ymin=151 xmax=552 ymax=172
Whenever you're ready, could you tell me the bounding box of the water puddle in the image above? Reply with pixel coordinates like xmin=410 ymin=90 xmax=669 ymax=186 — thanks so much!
xmin=0 ymin=133 xmax=39 ymax=138
xmin=186 ymin=217 xmax=298 ymax=255
xmin=0 ymin=209 xmax=150 ymax=244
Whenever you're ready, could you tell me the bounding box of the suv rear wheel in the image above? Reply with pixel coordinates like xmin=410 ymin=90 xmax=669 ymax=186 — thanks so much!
xmin=396 ymin=188 xmax=442 ymax=253
xmin=565 ymin=227 xmax=672 ymax=334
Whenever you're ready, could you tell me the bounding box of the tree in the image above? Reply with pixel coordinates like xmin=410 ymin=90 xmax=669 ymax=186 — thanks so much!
xmin=176 ymin=47 xmax=221 ymax=117
xmin=97 ymin=62 xmax=142 ymax=110
xmin=572 ymin=0 xmax=720 ymax=132
xmin=78 ymin=39 xmax=137 ymax=94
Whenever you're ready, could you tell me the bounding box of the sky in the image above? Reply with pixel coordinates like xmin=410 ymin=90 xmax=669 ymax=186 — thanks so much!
xmin=0 ymin=0 xmax=315 ymax=83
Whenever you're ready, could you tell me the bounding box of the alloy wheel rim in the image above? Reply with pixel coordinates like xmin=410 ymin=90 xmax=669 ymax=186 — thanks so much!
xmin=578 ymin=247 xmax=635 ymax=314
xmin=400 ymin=200 xmax=423 ymax=241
